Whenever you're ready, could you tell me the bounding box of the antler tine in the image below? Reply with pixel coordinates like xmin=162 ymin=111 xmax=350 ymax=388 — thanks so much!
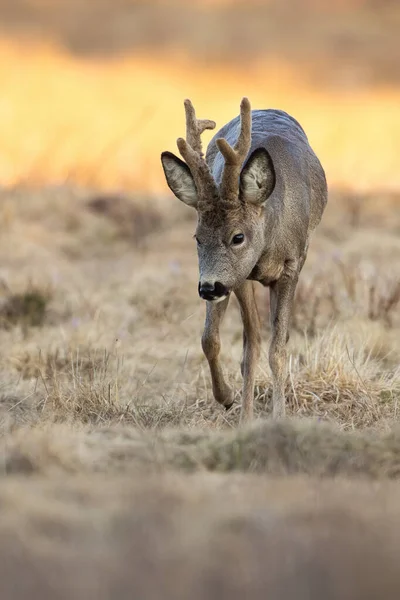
xmin=176 ymin=99 xmax=218 ymax=201
xmin=216 ymin=97 xmax=252 ymax=201
xmin=183 ymin=99 xmax=216 ymax=158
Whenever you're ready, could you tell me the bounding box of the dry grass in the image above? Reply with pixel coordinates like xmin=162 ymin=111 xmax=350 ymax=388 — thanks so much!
xmin=0 ymin=1 xmax=400 ymax=195
xmin=2 ymin=0 xmax=399 ymax=86
xmin=0 ymin=182 xmax=399 ymax=593
xmin=4 ymin=418 xmax=400 ymax=479
xmin=1 ymin=39 xmax=400 ymax=192
xmin=0 ymin=184 xmax=398 ymax=435
xmin=0 ymin=4 xmax=399 ymax=590
xmin=0 ymin=285 xmax=51 ymax=330
xmin=2 ymin=473 xmax=400 ymax=598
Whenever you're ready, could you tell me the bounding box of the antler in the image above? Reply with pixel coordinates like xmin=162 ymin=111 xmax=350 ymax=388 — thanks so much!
xmin=216 ymin=97 xmax=252 ymax=202
xmin=176 ymin=99 xmax=218 ymax=200
xmin=182 ymin=99 xmax=216 ymax=158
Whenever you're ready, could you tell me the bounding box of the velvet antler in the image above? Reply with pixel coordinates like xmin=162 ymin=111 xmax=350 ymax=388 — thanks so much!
xmin=216 ymin=97 xmax=252 ymax=203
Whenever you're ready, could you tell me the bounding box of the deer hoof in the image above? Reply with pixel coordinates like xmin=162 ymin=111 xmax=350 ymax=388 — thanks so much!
xmin=224 ymin=402 xmax=234 ymax=411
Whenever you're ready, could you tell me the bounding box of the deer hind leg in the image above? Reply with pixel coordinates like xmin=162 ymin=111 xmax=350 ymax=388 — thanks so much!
xmin=269 ymin=275 xmax=298 ymax=419
xmin=235 ymin=281 xmax=261 ymax=424
xmin=202 ymin=296 xmax=233 ymax=409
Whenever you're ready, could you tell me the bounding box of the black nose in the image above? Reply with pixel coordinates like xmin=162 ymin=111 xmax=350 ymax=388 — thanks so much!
xmin=198 ymin=281 xmax=229 ymax=301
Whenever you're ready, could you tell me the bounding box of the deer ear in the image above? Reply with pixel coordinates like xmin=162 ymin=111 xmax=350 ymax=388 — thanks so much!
xmin=239 ymin=148 xmax=275 ymax=206
xmin=161 ymin=151 xmax=198 ymax=208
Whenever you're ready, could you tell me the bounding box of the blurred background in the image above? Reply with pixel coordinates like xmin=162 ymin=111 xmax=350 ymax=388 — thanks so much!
xmin=1 ymin=0 xmax=400 ymax=194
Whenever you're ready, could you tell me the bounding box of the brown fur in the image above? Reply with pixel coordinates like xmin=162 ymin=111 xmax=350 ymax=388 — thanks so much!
xmin=161 ymin=98 xmax=327 ymax=424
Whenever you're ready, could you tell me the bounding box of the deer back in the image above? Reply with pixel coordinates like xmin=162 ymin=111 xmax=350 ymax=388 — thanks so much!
xmin=206 ymin=109 xmax=327 ymax=237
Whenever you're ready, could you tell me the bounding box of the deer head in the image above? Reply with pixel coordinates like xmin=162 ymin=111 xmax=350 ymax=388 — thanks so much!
xmin=161 ymin=98 xmax=276 ymax=301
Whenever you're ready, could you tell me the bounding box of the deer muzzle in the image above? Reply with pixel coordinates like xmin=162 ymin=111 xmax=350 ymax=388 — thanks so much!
xmin=198 ymin=281 xmax=229 ymax=302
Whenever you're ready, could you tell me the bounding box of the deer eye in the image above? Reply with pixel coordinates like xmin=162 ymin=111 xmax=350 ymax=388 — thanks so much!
xmin=231 ymin=233 xmax=245 ymax=245
xmin=194 ymin=236 xmax=202 ymax=246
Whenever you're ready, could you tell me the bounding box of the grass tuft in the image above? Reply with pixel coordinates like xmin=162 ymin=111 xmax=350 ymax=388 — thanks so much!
xmin=0 ymin=285 xmax=51 ymax=330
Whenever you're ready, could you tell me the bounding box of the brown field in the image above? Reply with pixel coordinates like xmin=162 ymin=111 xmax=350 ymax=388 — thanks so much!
xmin=0 ymin=0 xmax=400 ymax=597
xmin=0 ymin=180 xmax=399 ymax=597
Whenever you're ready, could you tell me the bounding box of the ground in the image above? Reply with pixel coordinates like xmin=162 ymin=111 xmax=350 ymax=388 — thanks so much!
xmin=0 ymin=183 xmax=399 ymax=597
xmin=1 ymin=185 xmax=398 ymax=432
xmin=0 ymin=2 xmax=400 ymax=593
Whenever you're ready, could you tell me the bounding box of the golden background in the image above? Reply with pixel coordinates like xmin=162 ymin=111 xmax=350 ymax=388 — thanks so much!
xmin=1 ymin=0 xmax=400 ymax=192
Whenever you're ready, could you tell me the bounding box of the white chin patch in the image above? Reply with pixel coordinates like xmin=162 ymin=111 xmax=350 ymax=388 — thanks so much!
xmin=208 ymin=295 xmax=229 ymax=304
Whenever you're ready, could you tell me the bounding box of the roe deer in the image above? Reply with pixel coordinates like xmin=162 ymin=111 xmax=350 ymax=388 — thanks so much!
xmin=161 ymin=98 xmax=327 ymax=423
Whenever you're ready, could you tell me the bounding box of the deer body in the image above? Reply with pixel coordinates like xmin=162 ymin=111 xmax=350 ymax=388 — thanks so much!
xmin=161 ymin=99 xmax=327 ymax=423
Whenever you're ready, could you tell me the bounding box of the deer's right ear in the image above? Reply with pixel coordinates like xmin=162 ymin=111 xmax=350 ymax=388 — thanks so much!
xmin=239 ymin=148 xmax=275 ymax=206
xmin=161 ymin=152 xmax=198 ymax=208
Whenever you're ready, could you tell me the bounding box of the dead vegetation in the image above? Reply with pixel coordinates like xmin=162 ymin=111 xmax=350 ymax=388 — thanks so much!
xmin=0 ymin=284 xmax=52 ymax=331
xmin=292 ymin=261 xmax=400 ymax=334
xmin=86 ymin=193 xmax=165 ymax=245
xmin=0 ymin=183 xmax=398 ymax=595
xmin=4 ymin=418 xmax=400 ymax=479
xmin=0 ymin=2 xmax=399 ymax=590
xmin=2 ymin=472 xmax=400 ymax=599
xmin=0 ymin=184 xmax=398 ymax=433
xmin=1 ymin=0 xmax=399 ymax=87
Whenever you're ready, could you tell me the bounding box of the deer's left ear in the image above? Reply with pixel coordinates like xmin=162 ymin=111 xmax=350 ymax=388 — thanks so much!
xmin=239 ymin=148 xmax=275 ymax=206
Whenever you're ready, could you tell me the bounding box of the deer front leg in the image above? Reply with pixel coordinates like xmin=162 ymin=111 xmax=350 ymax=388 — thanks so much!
xmin=202 ymin=296 xmax=234 ymax=409
xmin=235 ymin=281 xmax=261 ymax=424
xmin=269 ymin=275 xmax=298 ymax=419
